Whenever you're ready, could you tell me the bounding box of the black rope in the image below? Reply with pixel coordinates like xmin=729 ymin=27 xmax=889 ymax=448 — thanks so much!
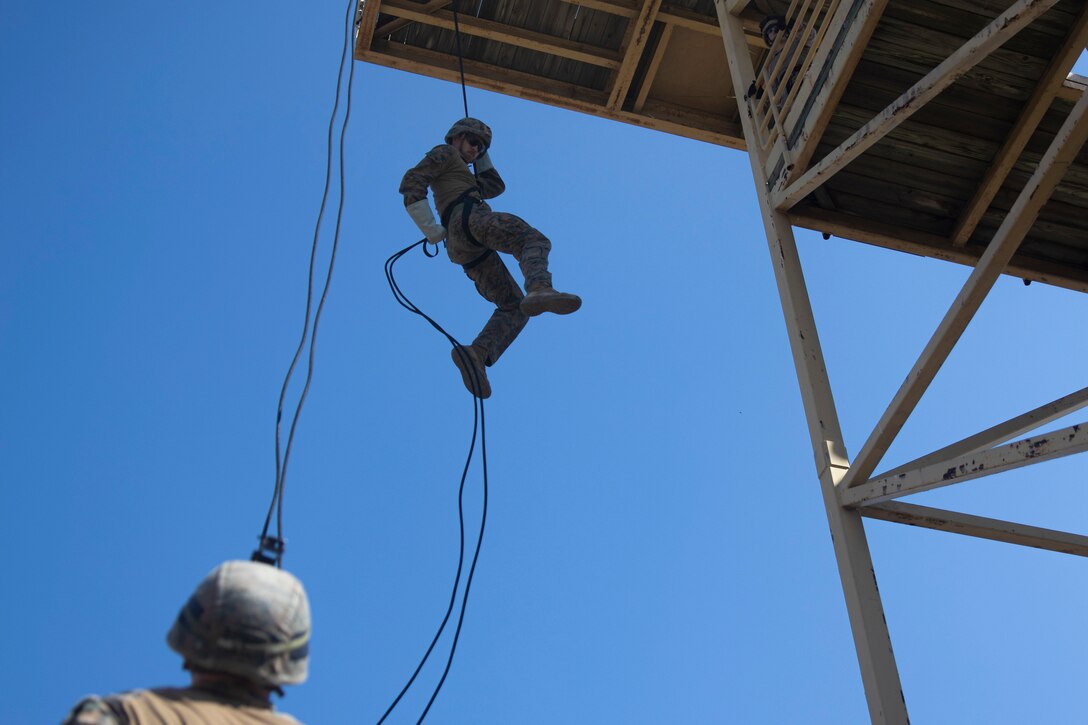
xmin=256 ymin=0 xmax=359 ymax=567
xmin=451 ymin=0 xmax=469 ymax=118
xmin=378 ymin=241 xmax=490 ymax=724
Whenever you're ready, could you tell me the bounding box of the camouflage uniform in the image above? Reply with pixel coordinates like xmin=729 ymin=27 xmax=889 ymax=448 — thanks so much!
xmin=62 ymin=684 xmax=300 ymax=724
xmin=400 ymin=143 xmax=554 ymax=366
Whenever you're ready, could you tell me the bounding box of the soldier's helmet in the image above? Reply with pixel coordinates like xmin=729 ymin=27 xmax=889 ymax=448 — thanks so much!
xmin=445 ymin=118 xmax=492 ymax=151
xmin=167 ymin=560 xmax=311 ymax=688
xmin=760 ymin=15 xmax=786 ymax=47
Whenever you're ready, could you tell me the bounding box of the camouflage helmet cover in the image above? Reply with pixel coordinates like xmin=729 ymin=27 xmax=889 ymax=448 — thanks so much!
xmin=445 ymin=117 xmax=492 ymax=151
xmin=167 ymin=560 xmax=311 ymax=688
xmin=760 ymin=15 xmax=786 ymax=47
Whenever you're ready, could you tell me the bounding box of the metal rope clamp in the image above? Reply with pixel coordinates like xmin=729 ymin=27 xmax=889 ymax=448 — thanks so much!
xmin=251 ymin=535 xmax=286 ymax=566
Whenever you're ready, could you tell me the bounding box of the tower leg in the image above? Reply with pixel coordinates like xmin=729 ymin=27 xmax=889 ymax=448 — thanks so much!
xmin=714 ymin=5 xmax=909 ymax=722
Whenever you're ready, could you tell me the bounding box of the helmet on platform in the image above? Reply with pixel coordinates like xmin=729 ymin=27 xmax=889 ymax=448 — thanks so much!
xmin=167 ymin=560 xmax=311 ymax=688
xmin=760 ymin=15 xmax=786 ymax=47
xmin=445 ymin=117 xmax=492 ymax=151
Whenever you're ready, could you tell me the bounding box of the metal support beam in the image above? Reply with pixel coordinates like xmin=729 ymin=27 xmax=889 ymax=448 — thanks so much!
xmin=772 ymin=0 xmax=1061 ymax=211
xmin=842 ymin=422 xmax=1088 ymax=507
xmin=860 ymin=502 xmax=1088 ymax=557
xmin=842 ymin=84 xmax=1088 ymax=490
xmin=950 ymin=3 xmax=1088 ymax=247
xmin=875 ymin=386 xmax=1088 ymax=481
xmin=716 ymin=5 xmax=909 ymax=723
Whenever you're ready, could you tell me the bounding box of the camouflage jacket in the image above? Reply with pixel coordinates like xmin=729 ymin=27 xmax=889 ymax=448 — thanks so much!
xmin=399 ymin=144 xmax=505 ymax=221
xmin=62 ymin=685 xmax=301 ymax=724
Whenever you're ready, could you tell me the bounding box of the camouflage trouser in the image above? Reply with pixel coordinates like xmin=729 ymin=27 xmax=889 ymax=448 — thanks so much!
xmin=446 ymin=200 xmax=553 ymax=365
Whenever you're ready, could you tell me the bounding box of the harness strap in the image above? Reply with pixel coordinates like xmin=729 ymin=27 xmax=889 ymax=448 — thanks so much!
xmin=441 ymin=188 xmax=485 ymax=249
xmin=461 ymin=248 xmax=496 ymax=271
xmin=441 ymin=188 xmax=492 ymax=271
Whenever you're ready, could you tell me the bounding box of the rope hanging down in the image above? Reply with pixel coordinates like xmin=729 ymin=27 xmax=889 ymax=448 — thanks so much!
xmin=379 ymin=241 xmax=491 ymax=724
xmin=452 ymin=0 xmax=470 ymax=118
xmin=254 ymin=0 xmax=360 ymax=567
xmin=374 ymin=8 xmax=490 ymax=720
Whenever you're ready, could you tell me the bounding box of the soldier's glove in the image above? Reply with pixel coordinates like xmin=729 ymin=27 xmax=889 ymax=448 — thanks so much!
xmin=406 ymin=199 xmax=447 ymax=244
xmin=474 ymin=151 xmax=495 ymax=174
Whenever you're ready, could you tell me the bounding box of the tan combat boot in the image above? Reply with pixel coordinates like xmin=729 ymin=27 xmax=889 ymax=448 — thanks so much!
xmin=450 ymin=343 xmax=491 ymax=399
xmin=520 ymin=286 xmax=582 ymax=317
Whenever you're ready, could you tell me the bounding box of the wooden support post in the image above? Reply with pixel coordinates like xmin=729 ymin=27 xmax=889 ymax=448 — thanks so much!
xmin=772 ymin=0 xmax=1061 ymax=211
xmin=842 ymin=85 xmax=1088 ymax=489
xmin=716 ymin=4 xmax=909 ymax=723
xmin=860 ymin=502 xmax=1088 ymax=557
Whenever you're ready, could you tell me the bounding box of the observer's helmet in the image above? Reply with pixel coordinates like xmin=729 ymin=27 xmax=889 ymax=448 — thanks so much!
xmin=445 ymin=117 xmax=492 ymax=151
xmin=760 ymin=15 xmax=786 ymax=47
xmin=167 ymin=560 xmax=311 ymax=688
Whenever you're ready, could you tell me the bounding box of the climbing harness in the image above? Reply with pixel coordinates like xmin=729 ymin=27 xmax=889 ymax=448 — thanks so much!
xmin=441 ymin=187 xmax=496 ymax=271
xmin=253 ymin=0 xmax=359 ymax=567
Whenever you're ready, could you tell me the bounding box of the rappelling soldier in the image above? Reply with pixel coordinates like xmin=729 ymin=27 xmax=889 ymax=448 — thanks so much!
xmin=62 ymin=560 xmax=311 ymax=724
xmin=399 ymin=118 xmax=581 ymax=399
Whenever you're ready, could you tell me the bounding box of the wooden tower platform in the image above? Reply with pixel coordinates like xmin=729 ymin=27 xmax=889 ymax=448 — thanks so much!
xmin=355 ymin=1 xmax=1088 ymax=721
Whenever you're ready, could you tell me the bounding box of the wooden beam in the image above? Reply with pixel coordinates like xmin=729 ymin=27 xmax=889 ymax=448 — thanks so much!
xmin=950 ymin=3 xmax=1088 ymax=247
xmin=840 ymin=84 xmax=1088 ymax=489
xmin=633 ymin=24 xmax=673 ymax=112
xmin=842 ymin=422 xmax=1088 ymax=507
xmin=657 ymin=4 xmax=718 ymax=35
xmin=860 ymin=502 xmax=1088 ymax=557
xmin=875 ymin=386 xmax=1088 ymax=481
xmin=377 ymin=0 xmax=623 ymax=69
xmin=370 ymin=0 xmax=448 ymax=42
xmin=787 ymin=207 xmax=1088 ymax=294
xmin=782 ymin=0 xmax=889 ymax=184
xmin=361 ymin=40 xmax=745 ymax=147
xmin=568 ymin=0 xmax=639 ymax=18
xmin=354 ymin=0 xmax=384 ymax=59
xmin=608 ymin=0 xmax=664 ymax=111
xmin=772 ymin=0 xmax=1062 ymax=211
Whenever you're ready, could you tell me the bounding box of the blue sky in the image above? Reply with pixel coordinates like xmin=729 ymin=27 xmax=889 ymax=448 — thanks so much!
xmin=3 ymin=4 xmax=1087 ymax=724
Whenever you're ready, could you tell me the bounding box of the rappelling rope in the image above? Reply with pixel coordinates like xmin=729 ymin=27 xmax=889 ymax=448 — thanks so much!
xmin=375 ymin=5 xmax=489 ymax=719
xmin=379 ymin=241 xmax=490 ymax=724
xmin=452 ymin=0 xmax=470 ymax=118
xmin=255 ymin=0 xmax=360 ymax=568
